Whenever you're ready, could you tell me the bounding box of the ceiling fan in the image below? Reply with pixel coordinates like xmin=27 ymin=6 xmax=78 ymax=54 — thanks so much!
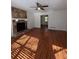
xmin=31 ymin=2 xmax=48 ymax=10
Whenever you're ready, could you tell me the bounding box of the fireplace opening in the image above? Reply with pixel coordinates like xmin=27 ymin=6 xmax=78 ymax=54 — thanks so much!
xmin=17 ymin=22 xmax=26 ymax=32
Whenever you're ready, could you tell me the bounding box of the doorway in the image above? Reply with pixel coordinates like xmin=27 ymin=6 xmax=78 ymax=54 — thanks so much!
xmin=41 ymin=15 xmax=48 ymax=29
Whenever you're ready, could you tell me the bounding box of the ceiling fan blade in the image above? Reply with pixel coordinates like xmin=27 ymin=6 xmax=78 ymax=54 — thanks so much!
xmin=40 ymin=7 xmax=45 ymax=10
xmin=42 ymin=5 xmax=48 ymax=7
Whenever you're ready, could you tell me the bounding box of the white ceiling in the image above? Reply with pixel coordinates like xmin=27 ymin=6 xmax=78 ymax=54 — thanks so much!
xmin=11 ymin=0 xmax=67 ymax=12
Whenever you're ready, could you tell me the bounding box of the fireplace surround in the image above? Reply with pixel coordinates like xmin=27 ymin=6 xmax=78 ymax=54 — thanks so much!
xmin=12 ymin=20 xmax=27 ymax=37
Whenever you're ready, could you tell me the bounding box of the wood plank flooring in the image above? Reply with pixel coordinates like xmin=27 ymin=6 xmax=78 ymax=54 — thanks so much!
xmin=11 ymin=28 xmax=67 ymax=59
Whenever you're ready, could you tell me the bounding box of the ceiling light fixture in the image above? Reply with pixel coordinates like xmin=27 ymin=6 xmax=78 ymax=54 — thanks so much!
xmin=37 ymin=7 xmax=41 ymax=10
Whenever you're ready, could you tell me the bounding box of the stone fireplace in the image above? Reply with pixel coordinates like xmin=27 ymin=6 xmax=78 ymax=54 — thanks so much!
xmin=12 ymin=19 xmax=27 ymax=37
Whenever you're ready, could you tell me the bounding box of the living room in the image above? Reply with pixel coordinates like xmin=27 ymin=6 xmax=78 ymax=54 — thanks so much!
xmin=1 ymin=0 xmax=79 ymax=59
xmin=11 ymin=0 xmax=67 ymax=37
xmin=11 ymin=0 xmax=67 ymax=59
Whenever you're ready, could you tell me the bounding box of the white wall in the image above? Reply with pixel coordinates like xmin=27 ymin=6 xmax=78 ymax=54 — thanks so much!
xmin=27 ymin=11 xmax=35 ymax=29
xmin=33 ymin=10 xmax=67 ymax=31
xmin=34 ymin=12 xmax=49 ymax=28
xmin=11 ymin=21 xmax=13 ymax=36
xmin=34 ymin=13 xmax=40 ymax=28
xmin=48 ymin=10 xmax=67 ymax=31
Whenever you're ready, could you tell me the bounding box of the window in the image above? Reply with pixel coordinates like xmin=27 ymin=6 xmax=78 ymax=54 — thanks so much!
xmin=45 ymin=17 xmax=48 ymax=22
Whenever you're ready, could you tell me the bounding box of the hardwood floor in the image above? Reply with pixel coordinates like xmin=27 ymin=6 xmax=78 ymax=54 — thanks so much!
xmin=11 ymin=28 xmax=67 ymax=59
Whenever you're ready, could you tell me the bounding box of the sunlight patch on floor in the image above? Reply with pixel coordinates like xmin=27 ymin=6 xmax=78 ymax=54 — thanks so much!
xmin=12 ymin=42 xmax=21 ymax=49
xmin=25 ymin=36 xmax=39 ymax=52
xmin=52 ymin=45 xmax=67 ymax=59
xmin=16 ymin=35 xmax=30 ymax=45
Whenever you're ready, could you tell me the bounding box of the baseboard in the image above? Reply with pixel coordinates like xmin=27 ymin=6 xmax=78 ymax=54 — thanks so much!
xmin=48 ymin=28 xmax=67 ymax=32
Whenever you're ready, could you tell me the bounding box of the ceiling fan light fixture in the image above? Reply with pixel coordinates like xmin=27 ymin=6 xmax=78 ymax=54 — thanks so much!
xmin=37 ymin=7 xmax=41 ymax=10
